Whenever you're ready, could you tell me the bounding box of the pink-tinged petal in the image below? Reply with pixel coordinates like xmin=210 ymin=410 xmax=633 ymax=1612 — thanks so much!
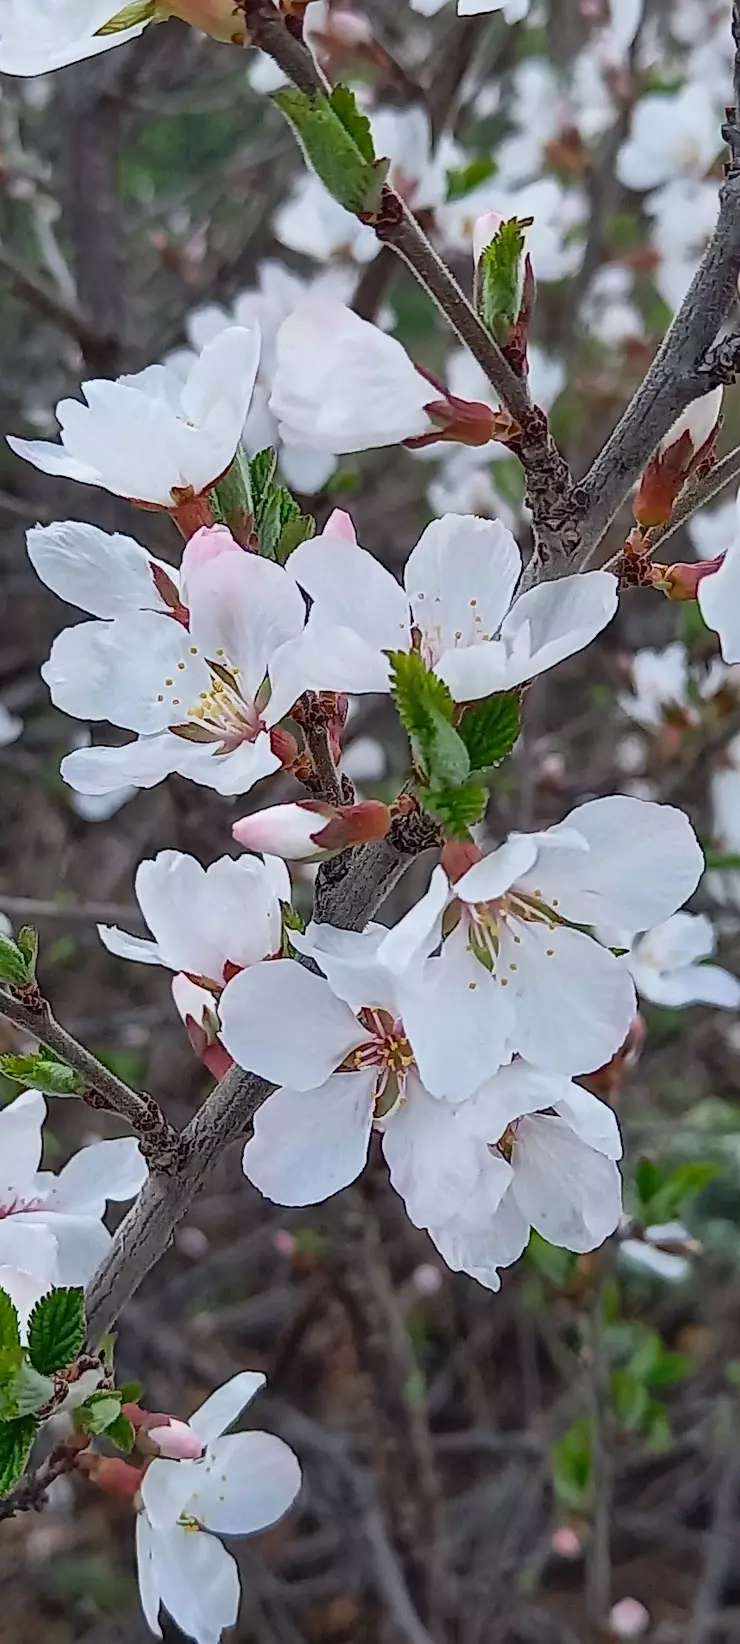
xmin=218 ymin=959 xmax=362 ymax=1089
xmin=27 ymin=521 xmax=178 ymax=619
xmin=180 ymin=526 xmax=243 ymax=577
xmin=195 ymin=1431 xmax=301 ymax=1535
xmin=324 ymin=509 xmax=357 ymax=543
xmin=148 ymin=1420 xmax=204 ymax=1462
xmin=243 ymin=1072 xmax=375 ymax=1205
xmin=190 ymin=1372 xmax=267 ymax=1446
xmin=405 ymin=514 xmax=522 ymax=655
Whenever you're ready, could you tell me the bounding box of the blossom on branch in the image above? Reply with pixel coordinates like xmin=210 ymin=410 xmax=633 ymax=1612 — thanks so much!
xmin=136 ymin=1371 xmax=301 ymax=1644
xmin=9 ymin=328 xmax=260 ymax=507
xmin=622 ymin=912 xmax=740 ymax=1009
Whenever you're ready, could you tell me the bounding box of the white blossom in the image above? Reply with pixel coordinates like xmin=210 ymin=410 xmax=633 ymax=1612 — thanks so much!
xmin=272 ymin=510 xmax=617 ymax=708
xmin=616 ymin=83 xmax=722 ymax=191
xmin=29 ymin=523 xmax=307 ymax=799
xmin=0 ymin=0 xmax=149 ymax=76
xmin=624 ymin=913 xmax=740 ymax=1008
xmin=0 ymin=1089 xmax=146 ymax=1287
xmin=137 ymin=1372 xmax=301 ymax=1644
xmin=9 ymin=328 xmax=260 ymax=506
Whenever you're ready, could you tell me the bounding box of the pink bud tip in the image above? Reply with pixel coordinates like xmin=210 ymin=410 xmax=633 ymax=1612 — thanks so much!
xmin=274 ymin=1229 xmax=297 ymax=1257
xmin=609 ymin=1599 xmax=650 ymax=1639
xmin=181 ymin=525 xmax=243 ymax=576
xmin=412 ymin=1263 xmax=443 ymax=1296
xmin=324 ymin=509 xmax=358 ymax=544
xmin=148 ymin=1418 xmax=204 ymax=1461
xmin=551 ymin=1527 xmax=582 ymax=1559
xmin=473 ymin=211 xmax=505 ymax=264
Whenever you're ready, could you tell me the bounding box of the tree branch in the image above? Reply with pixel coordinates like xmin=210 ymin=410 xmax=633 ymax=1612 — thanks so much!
xmin=0 ymin=989 xmax=181 ymax=1166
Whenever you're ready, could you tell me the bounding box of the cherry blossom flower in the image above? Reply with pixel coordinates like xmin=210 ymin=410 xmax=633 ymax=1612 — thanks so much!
xmin=0 ymin=0 xmax=149 ymax=75
xmin=388 ymin=1067 xmax=623 ymax=1291
xmin=232 ymin=799 xmax=391 ymax=862
xmin=0 ymin=1089 xmax=146 ymax=1287
xmin=378 ymin=796 xmax=704 ymax=1084
xmin=274 ymin=172 xmax=378 ymax=267
xmin=29 ymin=523 xmax=307 ymax=799
xmin=98 ymin=851 xmax=290 ymax=1022
xmin=9 ymin=327 xmax=260 ymax=506
xmin=616 ymin=83 xmax=722 ymax=191
xmin=269 ymin=299 xmax=437 ymax=453
xmin=688 ymin=492 xmax=738 ymax=561
xmin=623 ymin=912 xmax=740 ymax=1008
xmin=136 ymin=1371 xmax=301 ymax=1644
xmin=618 ymin=642 xmax=733 ymax=730
xmin=274 ymin=510 xmax=617 ymax=705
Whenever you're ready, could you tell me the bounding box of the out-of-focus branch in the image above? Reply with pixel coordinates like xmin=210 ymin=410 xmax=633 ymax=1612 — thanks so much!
xmin=59 ymin=59 xmax=129 ymax=375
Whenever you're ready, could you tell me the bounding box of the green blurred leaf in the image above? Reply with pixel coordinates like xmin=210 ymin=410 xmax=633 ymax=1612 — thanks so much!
xmin=610 ymin=1367 xmax=649 ymax=1431
xmin=97 ymin=0 xmax=155 ymax=31
xmin=458 ymin=692 xmax=520 ymax=771
xmin=117 ymin=1381 xmax=144 ymax=1405
xmin=0 ymin=932 xmax=32 ymax=987
xmin=0 ymin=1053 xmax=82 ymax=1098
xmin=526 ymin=1232 xmax=576 ymax=1287
xmin=643 ymin=1161 xmax=719 ymax=1225
xmin=28 ymin=1287 xmax=85 ymax=1376
xmin=274 ymin=85 xmax=388 ymax=213
xmin=0 ymin=1416 xmax=38 ymax=1494
xmin=446 ymin=156 xmax=496 ymax=200
xmin=551 ymin=1416 xmax=592 ymax=1511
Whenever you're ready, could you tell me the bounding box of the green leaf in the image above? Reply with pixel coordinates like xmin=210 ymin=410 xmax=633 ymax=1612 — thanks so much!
xmin=526 ymin=1232 xmax=576 ymax=1288
xmin=389 ymin=649 xmax=471 ymax=788
xmin=8 ymin=1361 xmax=55 ymax=1418
xmin=634 ymin=1156 xmax=661 ymax=1213
xmin=627 ymin=1330 xmax=689 ymax=1389
xmin=281 ymin=901 xmax=307 ymax=955
xmin=274 ymin=86 xmax=388 ymax=214
xmin=249 ymin=446 xmax=278 ymax=510
xmin=97 ymin=0 xmax=155 ymax=31
xmin=641 ymin=1161 xmax=719 ymax=1225
xmin=0 ymin=1053 xmax=82 ymax=1097
xmin=0 ymin=932 xmax=32 ymax=987
xmin=0 ymin=1416 xmax=38 ymax=1494
xmin=209 ymin=447 xmax=253 ymax=539
xmin=107 ymin=1412 xmax=135 ymax=1453
xmin=117 ymin=1381 xmax=144 ymax=1405
xmin=424 ymin=781 xmax=488 ymax=837
xmin=446 ymin=156 xmax=496 ymax=201
xmin=275 ymin=513 xmax=316 ymax=563
xmin=476 ymin=217 xmax=530 ymax=344
xmin=458 ymin=692 xmax=520 ymax=771
xmin=551 ymin=1416 xmax=592 ymax=1511
xmin=16 ymin=928 xmax=38 ymax=978
xmin=76 ymin=1394 xmax=122 ymax=1437
xmin=0 ymin=1292 xmax=20 ymax=1355
xmin=27 ymin=1287 xmax=85 ymax=1376
xmin=610 ymin=1368 xmax=649 ymax=1432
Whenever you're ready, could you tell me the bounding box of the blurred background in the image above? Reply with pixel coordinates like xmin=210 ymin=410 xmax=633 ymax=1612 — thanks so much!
xmin=3 ymin=2 xmax=740 ymax=1640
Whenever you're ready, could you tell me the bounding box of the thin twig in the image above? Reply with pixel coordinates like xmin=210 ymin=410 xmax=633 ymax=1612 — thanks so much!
xmin=0 ymin=894 xmax=144 ymax=926
xmin=0 ymin=245 xmax=111 ymax=357
xmin=0 ymin=989 xmax=181 ymax=1164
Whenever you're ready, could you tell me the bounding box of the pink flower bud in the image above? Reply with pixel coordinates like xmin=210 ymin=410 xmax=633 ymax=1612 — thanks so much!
xmin=412 ymin=1263 xmax=443 ymax=1296
xmin=472 ymin=211 xmax=505 ymax=265
xmin=233 ymin=800 xmax=391 ymax=863
xmin=324 ymin=509 xmax=358 ymax=544
xmin=634 ymin=389 xmax=722 ymax=529
xmin=609 ymin=1599 xmax=650 ymax=1639
xmin=147 ymin=1418 xmax=204 ymax=1461
xmin=181 ymin=524 xmax=243 ymax=576
xmin=551 ymin=1527 xmax=582 ymax=1559
xmin=659 ymin=387 xmax=723 ymax=457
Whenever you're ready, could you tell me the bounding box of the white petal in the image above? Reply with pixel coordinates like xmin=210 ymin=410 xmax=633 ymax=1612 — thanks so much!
xmin=42 ymin=610 xmax=194 ymax=734
xmin=219 ymin=960 xmax=362 ymax=1089
xmin=405 ymin=514 xmax=522 ymax=655
xmin=61 ymin=734 xmax=189 ymax=796
xmin=378 ymin=865 xmax=451 ymax=973
xmin=270 ymin=299 xmax=432 ymax=452
xmin=503 ymin=921 xmax=637 ymax=1075
xmin=48 ymin=1138 xmax=147 ymax=1214
xmin=520 ymin=796 xmax=704 ymax=933
xmin=455 ymin=836 xmax=539 ymax=903
xmin=458 ymin=1061 xmax=574 ymax=1141
xmin=292 ymin=923 xmax=400 ymax=1015
xmin=288 ymin=532 xmax=411 ymax=653
xmin=195 ymin=1432 xmax=301 ymax=1535
xmin=185 ymin=550 xmax=306 ymax=706
xmin=552 ymin=1084 xmax=623 ymax=1160
xmin=98 ymin=925 xmax=163 ymax=965
xmin=382 ymin=1079 xmax=484 ymax=1227
xmin=135 ymin=1513 xmax=163 ymax=1639
xmin=433 ymin=635 xmax=519 ymax=701
xmin=27 ymin=521 xmax=177 ymax=619
xmin=151 ymin=1523 xmax=240 ymax=1644
xmin=0 ymin=1088 xmax=45 ymax=1200
xmin=8 ymin=435 xmax=100 ymax=486
xmin=514 ymin=1116 xmax=623 ymax=1251
xmin=141 ymin=1458 xmax=197 ymax=1531
xmin=397 ymin=930 xmax=514 ymax=1100
xmin=699 ymin=537 xmax=740 ymax=663
xmin=190 ymin=1372 xmax=266 ymax=1446
xmin=242 ymin=1072 xmax=375 ymax=1205
xmin=430 ymin=1175 xmax=526 ymax=1288
xmin=499 ymin=571 xmax=618 ymax=685
xmin=268 ymin=613 xmax=392 ymax=704
xmin=0 ymin=1223 xmax=59 ymax=1290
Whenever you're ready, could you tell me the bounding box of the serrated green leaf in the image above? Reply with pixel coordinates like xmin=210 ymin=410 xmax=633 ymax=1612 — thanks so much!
xmin=107 ymin=1412 xmax=135 ymax=1453
xmin=0 ymin=1416 xmax=38 ymax=1494
xmin=423 ymin=781 xmax=488 ymax=838
xmin=0 ymin=932 xmax=32 ymax=986
xmin=16 ymin=928 xmax=38 ymax=977
xmin=477 ymin=217 xmax=529 ymax=344
xmin=76 ymin=1394 xmax=121 ymax=1437
xmin=8 ymin=1360 xmax=55 ymax=1418
xmin=27 ymin=1288 xmax=85 ymax=1376
xmin=249 ymin=446 xmax=278 ymax=508
xmin=209 ymin=447 xmax=253 ymax=538
xmin=0 ymin=1292 xmax=20 ymax=1355
xmin=389 ymin=650 xmax=471 ymax=787
xmin=275 ymin=513 xmax=316 ymax=564
xmin=0 ymin=1053 xmax=82 ymax=1097
xmin=458 ymin=692 xmax=520 ymax=771
xmin=274 ymin=86 xmax=386 ymax=214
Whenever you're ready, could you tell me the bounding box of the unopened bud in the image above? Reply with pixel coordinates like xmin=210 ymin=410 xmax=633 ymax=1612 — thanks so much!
xmin=634 ymin=389 xmax=723 ymax=529
xmin=147 ymin=1417 xmax=204 ymax=1460
xmin=551 ymin=1526 xmax=582 ymax=1559
xmin=407 ymin=368 xmax=520 ymax=450
xmin=79 ymin=1453 xmax=144 ymax=1498
xmin=171 ymin=974 xmax=234 ymax=1079
xmin=441 ymin=840 xmax=483 ymax=881
xmin=324 ymin=508 xmax=357 ymax=544
xmin=181 ymin=524 xmax=243 ymax=576
xmin=233 ymin=799 xmax=391 ymax=862
xmin=472 ymin=211 xmax=505 ymax=265
xmin=652 ymin=555 xmax=724 ymax=601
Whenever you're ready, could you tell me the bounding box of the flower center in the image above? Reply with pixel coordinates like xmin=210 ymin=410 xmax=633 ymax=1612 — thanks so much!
xmin=0 ymin=1195 xmax=44 ymax=1219
xmin=464 ymin=887 xmax=561 ymax=973
xmin=168 ymin=656 xmax=264 ymax=754
xmin=341 ymin=1005 xmax=416 ymax=1117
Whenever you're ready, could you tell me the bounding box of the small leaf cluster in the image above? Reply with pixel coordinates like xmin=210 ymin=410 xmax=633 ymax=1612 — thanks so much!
xmin=0 ymin=1052 xmax=82 ymax=1097
xmin=388 ymin=650 xmax=520 ymax=837
xmin=0 ymin=925 xmax=38 ymax=988
xmin=476 ymin=217 xmax=530 ymax=345
xmin=274 ymin=84 xmax=389 ymax=214
xmin=209 ymin=447 xmax=315 ymax=562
